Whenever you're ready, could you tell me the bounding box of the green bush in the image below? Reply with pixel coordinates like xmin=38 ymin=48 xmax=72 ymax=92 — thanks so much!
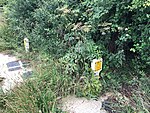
xmin=77 ymin=75 xmax=102 ymax=98
xmin=60 ymin=40 xmax=102 ymax=77
xmin=0 ymin=25 xmax=17 ymax=51
xmin=5 ymin=0 xmax=149 ymax=76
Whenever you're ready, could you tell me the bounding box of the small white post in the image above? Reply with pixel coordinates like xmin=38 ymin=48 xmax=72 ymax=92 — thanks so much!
xmin=24 ymin=38 xmax=29 ymax=52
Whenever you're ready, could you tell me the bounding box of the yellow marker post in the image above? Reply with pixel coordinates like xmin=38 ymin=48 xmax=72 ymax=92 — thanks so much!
xmin=91 ymin=58 xmax=103 ymax=76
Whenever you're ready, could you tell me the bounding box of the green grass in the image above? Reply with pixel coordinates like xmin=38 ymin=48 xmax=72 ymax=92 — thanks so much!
xmin=0 ymin=54 xmax=76 ymax=113
xmin=0 ymin=51 xmax=103 ymax=113
xmin=0 ymin=50 xmax=149 ymax=113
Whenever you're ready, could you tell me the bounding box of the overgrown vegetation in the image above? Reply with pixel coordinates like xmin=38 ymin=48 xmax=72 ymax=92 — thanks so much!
xmin=5 ymin=0 xmax=150 ymax=74
xmin=0 ymin=0 xmax=7 ymax=6
xmin=0 ymin=0 xmax=149 ymax=112
xmin=3 ymin=58 xmax=73 ymax=113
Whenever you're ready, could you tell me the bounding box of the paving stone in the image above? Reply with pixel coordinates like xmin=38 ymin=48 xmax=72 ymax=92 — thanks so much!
xmin=0 ymin=53 xmax=32 ymax=93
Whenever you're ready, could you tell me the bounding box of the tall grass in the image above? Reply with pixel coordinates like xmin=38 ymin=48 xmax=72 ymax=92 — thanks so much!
xmin=2 ymin=57 xmax=75 ymax=113
xmin=0 ymin=50 xmax=103 ymax=113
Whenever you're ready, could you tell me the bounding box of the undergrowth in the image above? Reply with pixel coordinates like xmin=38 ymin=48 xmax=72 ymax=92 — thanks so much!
xmin=0 ymin=55 xmax=71 ymax=113
xmin=0 ymin=26 xmax=17 ymax=52
xmin=101 ymin=66 xmax=150 ymax=112
xmin=0 ymin=52 xmax=102 ymax=113
xmin=0 ymin=0 xmax=149 ymax=113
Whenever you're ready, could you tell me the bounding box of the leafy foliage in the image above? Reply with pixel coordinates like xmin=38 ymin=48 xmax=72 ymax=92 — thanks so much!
xmin=0 ymin=0 xmax=6 ymax=6
xmin=0 ymin=0 xmax=149 ymax=112
xmin=60 ymin=40 xmax=101 ymax=77
xmin=77 ymin=75 xmax=102 ymax=98
xmin=5 ymin=0 xmax=149 ymax=77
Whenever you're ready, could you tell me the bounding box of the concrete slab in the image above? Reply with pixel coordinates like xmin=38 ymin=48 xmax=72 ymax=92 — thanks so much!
xmin=0 ymin=53 xmax=32 ymax=93
xmin=61 ymin=95 xmax=109 ymax=113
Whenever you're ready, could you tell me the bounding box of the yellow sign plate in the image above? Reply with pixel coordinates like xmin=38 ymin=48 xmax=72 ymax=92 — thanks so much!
xmin=95 ymin=61 xmax=102 ymax=71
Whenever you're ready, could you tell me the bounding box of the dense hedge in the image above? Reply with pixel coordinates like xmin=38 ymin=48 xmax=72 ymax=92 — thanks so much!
xmin=5 ymin=0 xmax=150 ymax=75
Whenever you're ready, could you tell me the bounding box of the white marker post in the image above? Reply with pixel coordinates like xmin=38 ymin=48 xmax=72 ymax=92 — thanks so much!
xmin=91 ymin=58 xmax=103 ymax=76
xmin=24 ymin=38 xmax=29 ymax=52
